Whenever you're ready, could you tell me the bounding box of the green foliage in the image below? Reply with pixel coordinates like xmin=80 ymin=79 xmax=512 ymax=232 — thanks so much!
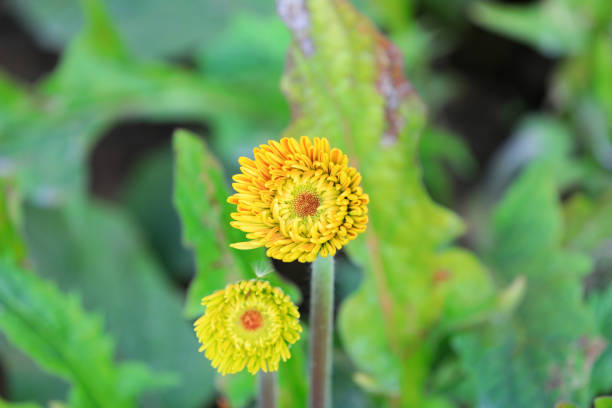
xmin=471 ymin=0 xmax=588 ymax=56
xmin=171 ymin=129 xmax=303 ymax=405
xmin=0 ymin=257 xmax=162 ymax=408
xmin=563 ymin=192 xmax=612 ymax=397
xmin=278 ymin=0 xmax=496 ymax=405
xmin=173 ymin=129 xmax=250 ymax=317
xmin=0 ymin=188 xmax=162 ymax=408
xmin=0 ymin=0 xmax=260 ymax=205
xmin=455 ymin=163 xmax=598 ymax=407
xmin=7 ymin=0 xmax=272 ymax=59
xmin=1 ymin=0 xmax=611 ymax=406
xmin=419 ymin=127 xmax=476 ymax=204
xmin=0 ymin=400 xmax=42 ymax=408
xmin=596 ymin=397 xmax=612 ymax=408
xmin=23 ymin=202 xmax=213 ymax=408
xmin=172 ymin=129 xmax=300 ymax=315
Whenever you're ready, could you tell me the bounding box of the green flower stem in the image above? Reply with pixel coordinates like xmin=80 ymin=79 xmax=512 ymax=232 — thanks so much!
xmin=258 ymin=371 xmax=277 ymax=408
xmin=309 ymin=255 xmax=335 ymax=408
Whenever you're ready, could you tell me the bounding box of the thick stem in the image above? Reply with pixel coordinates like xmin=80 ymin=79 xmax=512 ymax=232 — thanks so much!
xmin=258 ymin=371 xmax=277 ymax=408
xmin=309 ymin=255 xmax=335 ymax=408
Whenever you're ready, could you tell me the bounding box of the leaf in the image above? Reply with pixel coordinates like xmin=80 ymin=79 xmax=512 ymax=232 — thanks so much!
xmin=454 ymin=163 xmax=599 ymax=408
xmin=172 ymin=129 xmax=301 ymax=405
xmin=419 ymin=126 xmax=476 ymax=204
xmin=23 ymin=202 xmax=213 ymax=408
xmin=0 ymin=186 xmax=167 ymax=407
xmin=470 ymin=0 xmax=588 ymax=57
xmin=0 ymin=181 xmax=26 ymax=263
xmin=487 ymin=115 xmax=579 ymax=195
xmin=0 ymin=0 xmax=265 ymax=204
xmin=277 ymin=0 xmax=496 ymax=405
xmin=278 ymin=332 xmax=308 ymax=408
xmin=0 ymin=400 xmax=42 ymax=408
xmin=596 ymin=396 xmax=612 ymax=408
xmin=172 ymin=129 xmax=300 ymax=316
xmin=0 ymin=256 xmax=163 ymax=408
xmin=119 ymin=147 xmax=195 ymax=284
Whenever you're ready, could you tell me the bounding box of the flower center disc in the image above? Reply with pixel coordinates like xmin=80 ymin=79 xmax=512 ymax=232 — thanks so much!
xmin=240 ymin=309 xmax=263 ymax=331
xmin=293 ymin=192 xmax=320 ymax=217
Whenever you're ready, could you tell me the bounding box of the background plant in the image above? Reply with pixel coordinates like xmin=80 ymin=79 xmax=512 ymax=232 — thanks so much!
xmin=0 ymin=0 xmax=611 ymax=407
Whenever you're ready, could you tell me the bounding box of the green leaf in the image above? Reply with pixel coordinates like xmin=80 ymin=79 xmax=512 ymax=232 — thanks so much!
xmin=0 ymin=400 xmax=42 ymax=408
xmin=172 ymin=129 xmax=301 ymax=405
xmin=419 ymin=126 xmax=476 ymax=204
xmin=555 ymin=403 xmax=579 ymax=408
xmin=0 ymin=0 xmax=265 ymax=204
xmin=0 ymin=255 xmax=163 ymax=408
xmin=596 ymin=396 xmax=612 ymax=408
xmin=563 ymin=192 xmax=612 ymax=397
xmin=172 ymin=129 xmax=248 ymax=316
xmin=172 ymin=129 xmax=300 ymax=317
xmin=120 ymin=148 xmax=195 ymax=284
xmin=0 ymin=181 xmax=26 ymax=263
xmin=278 ymin=332 xmax=308 ymax=408
xmin=454 ymin=163 xmax=599 ymax=408
xmin=564 ymin=192 xmax=612 ymax=256
xmin=470 ymin=0 xmax=588 ymax=56
xmin=23 ymin=202 xmax=212 ymax=408
xmin=278 ymin=0 xmax=496 ymax=405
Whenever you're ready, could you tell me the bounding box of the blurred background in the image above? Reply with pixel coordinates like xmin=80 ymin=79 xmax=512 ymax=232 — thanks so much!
xmin=0 ymin=0 xmax=611 ymax=407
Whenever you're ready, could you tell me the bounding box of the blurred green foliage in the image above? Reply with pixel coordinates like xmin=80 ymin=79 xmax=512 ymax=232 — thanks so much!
xmin=0 ymin=0 xmax=611 ymax=407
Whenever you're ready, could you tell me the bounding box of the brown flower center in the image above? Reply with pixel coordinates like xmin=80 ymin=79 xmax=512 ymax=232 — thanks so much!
xmin=293 ymin=191 xmax=320 ymax=217
xmin=240 ymin=309 xmax=263 ymax=331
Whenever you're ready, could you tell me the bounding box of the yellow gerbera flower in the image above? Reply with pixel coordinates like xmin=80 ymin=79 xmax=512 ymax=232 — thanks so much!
xmin=228 ymin=136 xmax=369 ymax=263
xmin=194 ymin=280 xmax=302 ymax=375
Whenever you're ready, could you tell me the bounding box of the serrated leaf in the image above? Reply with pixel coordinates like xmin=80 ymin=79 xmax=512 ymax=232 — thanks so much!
xmin=0 ymin=188 xmax=167 ymax=407
xmin=0 ymin=256 xmax=161 ymax=408
xmin=23 ymin=202 xmax=212 ymax=408
xmin=172 ymin=129 xmax=300 ymax=317
xmin=172 ymin=129 xmax=302 ymax=405
xmin=454 ymin=163 xmax=599 ymax=408
xmin=277 ymin=0 xmax=496 ymax=405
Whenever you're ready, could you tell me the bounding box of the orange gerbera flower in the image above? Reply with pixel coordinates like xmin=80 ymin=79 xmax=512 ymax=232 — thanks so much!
xmin=228 ymin=136 xmax=369 ymax=263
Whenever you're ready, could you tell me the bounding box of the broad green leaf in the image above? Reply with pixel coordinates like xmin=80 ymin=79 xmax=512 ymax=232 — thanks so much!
xmin=172 ymin=129 xmax=301 ymax=405
xmin=454 ymin=163 xmax=599 ymax=408
xmin=470 ymin=0 xmax=588 ymax=57
xmin=277 ymin=0 xmax=496 ymax=405
xmin=0 ymin=255 xmax=163 ymax=408
xmin=23 ymin=202 xmax=213 ymax=408
xmin=172 ymin=129 xmax=300 ymax=316
xmin=172 ymin=129 xmax=247 ymax=316
xmin=278 ymin=332 xmax=308 ymax=408
xmin=596 ymin=396 xmax=612 ymax=408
